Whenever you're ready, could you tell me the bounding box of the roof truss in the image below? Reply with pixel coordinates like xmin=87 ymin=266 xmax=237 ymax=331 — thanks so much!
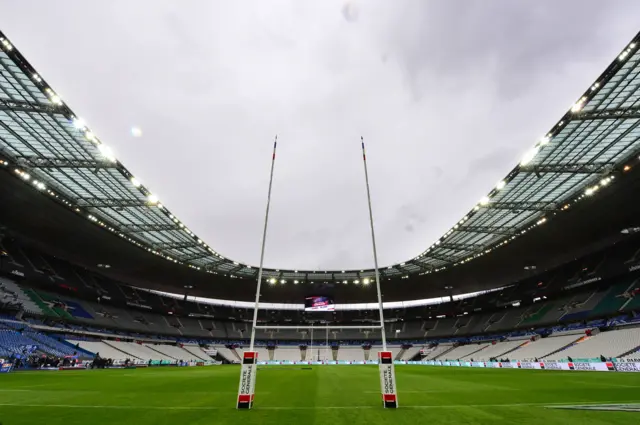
xmin=78 ymin=198 xmax=150 ymax=208
xmin=0 ymin=97 xmax=62 ymax=114
xmin=120 ymin=223 xmax=181 ymax=233
xmin=16 ymin=156 xmax=117 ymax=170
xmin=572 ymin=106 xmax=640 ymax=121
xmin=519 ymin=162 xmax=615 ymax=174
xmin=483 ymin=202 xmax=559 ymax=212
xmin=458 ymin=226 xmax=519 ymax=236
xmin=152 ymin=241 xmax=199 ymax=250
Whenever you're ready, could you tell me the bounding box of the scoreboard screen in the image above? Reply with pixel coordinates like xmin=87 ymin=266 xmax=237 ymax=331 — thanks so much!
xmin=304 ymin=296 xmax=335 ymax=312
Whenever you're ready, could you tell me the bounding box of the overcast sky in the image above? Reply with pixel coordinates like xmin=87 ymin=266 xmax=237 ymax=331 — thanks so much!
xmin=1 ymin=1 xmax=639 ymax=270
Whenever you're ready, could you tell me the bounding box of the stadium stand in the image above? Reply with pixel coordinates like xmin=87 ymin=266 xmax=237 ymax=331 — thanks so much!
xmin=176 ymin=344 xmax=208 ymax=361
xmin=512 ymin=334 xmax=584 ymax=360
xmin=214 ymin=345 xmax=240 ymax=363
xmin=0 ymin=321 xmax=88 ymax=358
xmin=439 ymin=343 xmax=490 ymax=361
xmin=591 ymin=278 xmax=638 ymax=316
xmin=274 ymin=347 xmax=302 ymax=362
xmin=371 ymin=345 xmax=403 ymax=360
xmin=401 ymin=321 xmax=425 ymax=339
xmin=426 ymin=318 xmax=457 ymax=337
xmin=560 ymin=290 xmax=608 ymax=322
xmin=400 ymin=345 xmax=423 ymax=361
xmin=422 ymin=344 xmax=455 ymax=360
xmin=0 ymin=277 xmax=42 ymax=314
xmin=2 ymin=225 xmax=640 ymax=364
xmin=485 ymin=308 xmax=524 ymax=332
xmin=473 ymin=340 xmax=527 ymax=361
xmin=64 ymin=340 xmax=117 ymax=359
xmin=338 ymin=346 xmax=364 ymax=361
xmin=546 ymin=327 xmax=640 ymax=360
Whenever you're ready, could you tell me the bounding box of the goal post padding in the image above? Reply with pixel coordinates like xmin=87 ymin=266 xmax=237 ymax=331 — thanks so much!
xmin=378 ymin=351 xmax=398 ymax=408
xmin=236 ymin=351 xmax=257 ymax=409
xmin=235 ymin=326 xmax=399 ymax=409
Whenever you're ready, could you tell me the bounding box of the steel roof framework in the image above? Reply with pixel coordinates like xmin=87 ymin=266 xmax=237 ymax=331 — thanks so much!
xmin=0 ymin=31 xmax=639 ymax=284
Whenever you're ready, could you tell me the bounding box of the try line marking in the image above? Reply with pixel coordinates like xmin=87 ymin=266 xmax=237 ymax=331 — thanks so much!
xmin=0 ymin=400 xmax=639 ymax=410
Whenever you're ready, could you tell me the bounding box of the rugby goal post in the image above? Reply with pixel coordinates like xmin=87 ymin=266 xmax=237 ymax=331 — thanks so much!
xmin=236 ymin=137 xmax=398 ymax=409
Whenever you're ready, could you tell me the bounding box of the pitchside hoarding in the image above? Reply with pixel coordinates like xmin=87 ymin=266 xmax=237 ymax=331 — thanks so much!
xmin=244 ymin=359 xmax=640 ymax=372
xmin=614 ymin=362 xmax=640 ymax=372
xmin=236 ymin=351 xmax=257 ymax=409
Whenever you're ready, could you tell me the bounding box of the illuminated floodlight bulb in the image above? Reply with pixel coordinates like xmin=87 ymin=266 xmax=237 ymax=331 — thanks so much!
xmin=147 ymin=193 xmax=159 ymax=204
xmin=571 ymin=97 xmax=587 ymax=113
xmin=131 ymin=177 xmax=141 ymax=187
xmin=363 ymin=278 xmax=370 ymax=285
xmin=98 ymin=144 xmax=116 ymax=162
xmin=520 ymin=146 xmax=540 ymax=166
xmin=479 ymin=196 xmax=490 ymax=206
xmin=496 ymin=180 xmax=506 ymax=190
xmin=131 ymin=126 xmax=143 ymax=138
xmin=73 ymin=118 xmax=86 ymax=129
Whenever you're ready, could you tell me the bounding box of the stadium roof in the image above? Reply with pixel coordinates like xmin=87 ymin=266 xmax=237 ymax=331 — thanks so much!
xmin=1 ymin=30 xmax=640 ymax=286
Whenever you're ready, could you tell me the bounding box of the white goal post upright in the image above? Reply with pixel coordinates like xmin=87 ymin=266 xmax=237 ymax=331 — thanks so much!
xmin=237 ymin=136 xmax=278 ymax=410
xmin=361 ymin=138 xmax=398 ymax=409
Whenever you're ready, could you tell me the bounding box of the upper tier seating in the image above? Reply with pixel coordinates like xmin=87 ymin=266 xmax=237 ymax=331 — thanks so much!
xmin=0 ymin=277 xmax=42 ymax=314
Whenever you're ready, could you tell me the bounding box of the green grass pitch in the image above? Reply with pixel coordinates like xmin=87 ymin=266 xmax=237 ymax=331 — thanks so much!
xmin=1 ymin=366 xmax=639 ymax=424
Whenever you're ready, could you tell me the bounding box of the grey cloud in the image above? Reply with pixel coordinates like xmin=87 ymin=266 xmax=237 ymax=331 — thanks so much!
xmin=377 ymin=0 xmax=640 ymax=99
xmin=467 ymin=148 xmax=520 ymax=176
xmin=342 ymin=2 xmax=359 ymax=23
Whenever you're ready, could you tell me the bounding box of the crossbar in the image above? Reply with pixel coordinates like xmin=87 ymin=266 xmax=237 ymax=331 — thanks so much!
xmin=253 ymin=325 xmax=383 ymax=330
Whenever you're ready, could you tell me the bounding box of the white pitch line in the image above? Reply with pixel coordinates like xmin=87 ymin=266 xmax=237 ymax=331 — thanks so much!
xmin=0 ymin=400 xmax=639 ymax=410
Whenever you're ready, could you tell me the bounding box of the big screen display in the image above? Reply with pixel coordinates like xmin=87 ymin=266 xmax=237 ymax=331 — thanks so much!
xmin=304 ymin=296 xmax=335 ymax=311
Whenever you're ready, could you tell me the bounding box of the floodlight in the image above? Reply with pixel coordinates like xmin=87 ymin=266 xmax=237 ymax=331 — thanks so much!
xmin=73 ymin=118 xmax=86 ymax=129
xmin=98 ymin=144 xmax=116 ymax=162
xmin=520 ymin=146 xmax=539 ymax=166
